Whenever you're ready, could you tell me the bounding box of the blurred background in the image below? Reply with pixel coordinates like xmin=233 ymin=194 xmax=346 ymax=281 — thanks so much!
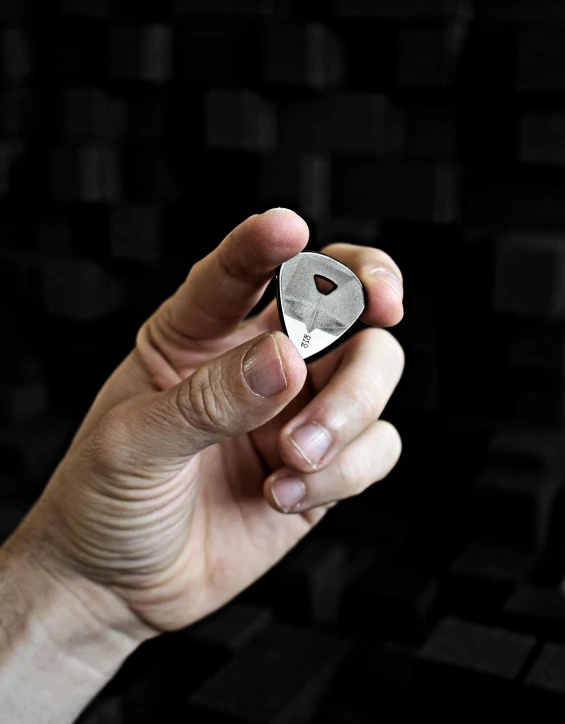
xmin=2 ymin=0 xmax=565 ymax=719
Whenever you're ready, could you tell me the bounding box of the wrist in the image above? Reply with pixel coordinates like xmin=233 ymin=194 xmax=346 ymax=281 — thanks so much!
xmin=1 ymin=543 xmax=139 ymax=675
xmin=0 ymin=519 xmax=153 ymax=723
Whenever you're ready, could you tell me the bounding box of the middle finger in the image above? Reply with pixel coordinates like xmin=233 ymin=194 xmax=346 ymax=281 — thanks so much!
xmin=277 ymin=326 xmax=405 ymax=474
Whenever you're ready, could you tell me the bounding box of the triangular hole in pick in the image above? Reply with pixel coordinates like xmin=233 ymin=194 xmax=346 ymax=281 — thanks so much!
xmin=314 ymin=274 xmax=337 ymax=296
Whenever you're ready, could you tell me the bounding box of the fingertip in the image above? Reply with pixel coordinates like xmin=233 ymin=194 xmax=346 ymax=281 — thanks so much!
xmin=270 ymin=330 xmax=307 ymax=392
xmin=359 ymin=273 xmax=405 ymax=328
xmin=244 ymin=208 xmax=310 ymax=262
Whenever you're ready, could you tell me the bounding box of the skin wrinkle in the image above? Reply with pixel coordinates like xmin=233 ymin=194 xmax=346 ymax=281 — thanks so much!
xmin=61 ymin=523 xmax=188 ymax=573
xmin=217 ymin=236 xmax=274 ymax=288
xmin=89 ymin=474 xmax=189 ymax=504
xmin=194 ymin=368 xmax=230 ymax=433
xmin=21 ymin=554 xmax=140 ymax=674
xmin=187 ymin=271 xmax=251 ymax=326
xmin=138 ymin=317 xmax=184 ymax=389
xmin=59 ymin=490 xmax=187 ymax=537
xmin=66 ymin=480 xmax=194 ymax=536
xmin=77 ymin=496 xmax=191 ymax=537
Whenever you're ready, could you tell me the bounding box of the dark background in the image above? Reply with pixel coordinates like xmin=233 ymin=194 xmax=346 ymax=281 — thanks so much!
xmin=2 ymin=0 xmax=565 ymax=720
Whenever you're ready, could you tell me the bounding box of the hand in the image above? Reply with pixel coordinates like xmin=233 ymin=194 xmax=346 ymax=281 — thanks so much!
xmin=6 ymin=208 xmax=405 ymax=641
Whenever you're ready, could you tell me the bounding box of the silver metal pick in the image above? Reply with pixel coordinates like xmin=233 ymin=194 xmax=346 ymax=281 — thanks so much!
xmin=275 ymin=251 xmax=366 ymax=361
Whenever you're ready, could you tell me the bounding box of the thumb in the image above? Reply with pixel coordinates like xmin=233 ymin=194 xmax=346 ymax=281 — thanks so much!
xmin=118 ymin=332 xmax=306 ymax=465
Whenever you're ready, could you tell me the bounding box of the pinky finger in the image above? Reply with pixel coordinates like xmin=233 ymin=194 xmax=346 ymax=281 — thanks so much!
xmin=263 ymin=419 xmax=402 ymax=514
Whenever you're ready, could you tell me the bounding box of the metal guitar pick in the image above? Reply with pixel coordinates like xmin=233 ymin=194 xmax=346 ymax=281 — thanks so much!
xmin=275 ymin=251 xmax=366 ymax=361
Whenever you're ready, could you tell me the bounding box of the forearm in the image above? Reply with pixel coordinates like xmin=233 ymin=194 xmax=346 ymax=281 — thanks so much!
xmin=0 ymin=530 xmax=145 ymax=724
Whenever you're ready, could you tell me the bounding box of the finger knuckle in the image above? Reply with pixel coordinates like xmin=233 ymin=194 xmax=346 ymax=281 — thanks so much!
xmin=346 ymin=378 xmax=384 ymax=427
xmin=336 ymin=454 xmax=366 ymax=498
xmin=180 ymin=364 xmax=232 ymax=432
xmin=87 ymin=408 xmax=132 ymax=473
xmin=376 ymin=421 xmax=403 ymax=479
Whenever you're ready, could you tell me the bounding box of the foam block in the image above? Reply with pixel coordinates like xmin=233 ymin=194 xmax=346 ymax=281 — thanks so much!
xmin=172 ymin=0 xmax=292 ymax=16
xmin=340 ymin=562 xmax=439 ymax=644
xmin=0 ymin=28 xmax=32 ymax=80
xmin=50 ymin=145 xmax=121 ymax=203
xmin=465 ymin=169 xmax=565 ymax=228
xmin=316 ymin=708 xmax=379 ymax=724
xmin=494 ymin=232 xmax=565 ymax=318
xmin=397 ymin=19 xmax=470 ymax=88
xmin=0 ymin=88 xmax=38 ymax=137
xmin=249 ymin=537 xmax=349 ymax=625
xmin=58 ymin=0 xmax=112 ymax=15
xmin=110 ymin=205 xmax=162 ymax=262
xmin=475 ymin=0 xmax=565 ymax=24
xmin=42 ymin=256 xmax=123 ymax=320
xmin=0 ymin=415 xmax=76 ymax=487
xmin=524 ymin=642 xmax=565 ymax=703
xmin=507 ymin=321 xmax=565 ymax=371
xmin=260 ymin=152 xmax=331 ymax=222
xmin=62 ymin=89 xmax=126 ymax=140
xmin=0 ymin=0 xmax=32 ymax=17
xmin=416 ymin=617 xmax=536 ymax=700
xmin=515 ymin=30 xmax=565 ymax=92
xmin=128 ymin=93 xmax=165 ymax=140
xmin=263 ymin=23 xmax=344 ymax=90
xmin=361 ymin=642 xmax=417 ymax=704
xmin=333 ymin=0 xmax=471 ymax=17
xmin=187 ymin=622 xmax=352 ymax=723
xmin=320 ymin=500 xmax=410 ymax=554
xmin=123 ymin=144 xmax=180 ymax=200
xmin=281 ymin=94 xmax=405 ymax=156
xmin=107 ymin=25 xmax=173 ymax=83
xmin=518 ymin=111 xmax=565 ymax=166
xmin=151 ymin=603 xmax=274 ymax=718
xmin=474 ymin=465 xmax=561 ymax=550
xmin=442 ymin=541 xmax=534 ymax=621
xmin=333 ymin=159 xmax=461 ymax=223
xmin=503 ymin=585 xmax=565 ymax=641
xmin=35 ymin=213 xmax=74 ymax=254
xmin=177 ymin=23 xmax=260 ymax=84
xmin=0 ymin=378 xmax=48 ymax=428
xmin=509 ymin=367 xmax=565 ymax=426
xmin=0 ymin=140 xmax=24 ymax=196
xmin=404 ymin=103 xmax=457 ymax=158
xmin=205 ymin=90 xmax=276 ymax=151
xmin=43 ymin=24 xmax=106 ymax=81
xmin=487 ymin=424 xmax=565 ymax=477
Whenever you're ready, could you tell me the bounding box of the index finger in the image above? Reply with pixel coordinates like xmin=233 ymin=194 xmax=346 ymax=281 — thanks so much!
xmin=159 ymin=208 xmax=309 ymax=343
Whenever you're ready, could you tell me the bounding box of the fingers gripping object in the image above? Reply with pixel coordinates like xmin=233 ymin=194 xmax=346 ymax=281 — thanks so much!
xmin=276 ymin=251 xmax=367 ymax=362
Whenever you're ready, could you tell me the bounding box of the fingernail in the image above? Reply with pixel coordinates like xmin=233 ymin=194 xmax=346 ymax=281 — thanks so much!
xmin=243 ymin=334 xmax=287 ymax=397
xmin=263 ymin=207 xmax=292 ymax=214
xmin=370 ymin=268 xmax=404 ymax=301
xmin=271 ymin=475 xmax=306 ymax=512
xmin=289 ymin=422 xmax=331 ymax=466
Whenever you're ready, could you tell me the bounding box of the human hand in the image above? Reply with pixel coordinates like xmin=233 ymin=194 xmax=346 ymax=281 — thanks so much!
xmin=6 ymin=208 xmax=405 ymax=642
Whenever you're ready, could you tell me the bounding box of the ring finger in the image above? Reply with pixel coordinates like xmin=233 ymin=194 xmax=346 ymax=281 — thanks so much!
xmin=278 ymin=326 xmax=405 ymax=474
xmin=265 ymin=419 xmax=402 ymax=514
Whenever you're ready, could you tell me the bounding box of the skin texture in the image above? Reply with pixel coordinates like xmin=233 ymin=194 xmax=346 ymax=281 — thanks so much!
xmin=2 ymin=208 xmax=406 ymax=645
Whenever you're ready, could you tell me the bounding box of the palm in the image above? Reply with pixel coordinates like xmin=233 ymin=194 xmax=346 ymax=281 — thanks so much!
xmin=61 ymin=316 xmax=322 ymax=632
